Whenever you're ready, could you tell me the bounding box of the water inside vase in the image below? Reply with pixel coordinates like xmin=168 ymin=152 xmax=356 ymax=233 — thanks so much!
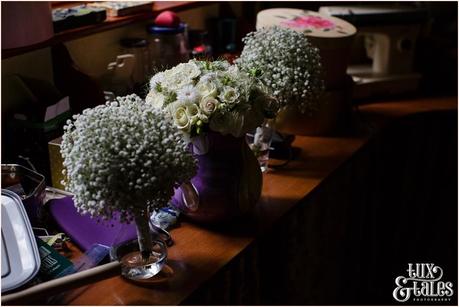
xmin=120 ymin=250 xmax=166 ymax=280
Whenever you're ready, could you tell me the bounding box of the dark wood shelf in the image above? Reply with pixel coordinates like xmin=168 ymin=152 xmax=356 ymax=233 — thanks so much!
xmin=2 ymin=1 xmax=214 ymax=60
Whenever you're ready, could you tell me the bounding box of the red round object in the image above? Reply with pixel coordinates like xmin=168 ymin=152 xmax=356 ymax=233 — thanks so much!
xmin=154 ymin=11 xmax=181 ymax=27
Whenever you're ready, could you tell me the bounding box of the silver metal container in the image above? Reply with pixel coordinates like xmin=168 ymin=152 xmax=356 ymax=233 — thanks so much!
xmin=1 ymin=189 xmax=41 ymax=292
xmin=1 ymin=164 xmax=46 ymax=226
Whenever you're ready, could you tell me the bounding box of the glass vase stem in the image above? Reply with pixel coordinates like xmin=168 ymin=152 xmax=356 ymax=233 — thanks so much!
xmin=134 ymin=211 xmax=152 ymax=261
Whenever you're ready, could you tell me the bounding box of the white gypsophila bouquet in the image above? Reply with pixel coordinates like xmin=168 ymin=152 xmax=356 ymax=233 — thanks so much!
xmin=236 ymin=26 xmax=324 ymax=113
xmin=145 ymin=59 xmax=278 ymax=142
xmin=61 ymin=94 xmax=197 ymax=223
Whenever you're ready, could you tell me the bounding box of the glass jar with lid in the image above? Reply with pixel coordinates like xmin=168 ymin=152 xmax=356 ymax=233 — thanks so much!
xmin=120 ymin=38 xmax=151 ymax=88
xmin=146 ymin=23 xmax=190 ymax=73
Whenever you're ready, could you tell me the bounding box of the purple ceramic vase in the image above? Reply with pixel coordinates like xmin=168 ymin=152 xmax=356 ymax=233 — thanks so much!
xmin=171 ymin=131 xmax=262 ymax=224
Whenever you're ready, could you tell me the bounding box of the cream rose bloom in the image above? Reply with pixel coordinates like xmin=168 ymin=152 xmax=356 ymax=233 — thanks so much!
xmin=168 ymin=101 xmax=191 ymax=132
xmin=186 ymin=103 xmax=201 ymax=125
xmin=172 ymin=106 xmax=190 ymax=132
xmin=199 ymin=96 xmax=219 ymax=115
xmin=169 ymin=100 xmax=202 ymax=130
xmin=196 ymin=80 xmax=217 ymax=98
xmin=218 ymin=86 xmax=239 ymax=104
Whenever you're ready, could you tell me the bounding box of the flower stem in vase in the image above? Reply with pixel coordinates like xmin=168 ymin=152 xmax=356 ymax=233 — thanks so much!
xmin=116 ymin=210 xmax=168 ymax=280
xmin=135 ymin=210 xmax=153 ymax=262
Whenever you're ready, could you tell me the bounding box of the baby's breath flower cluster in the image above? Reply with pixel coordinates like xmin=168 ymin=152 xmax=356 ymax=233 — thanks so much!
xmin=236 ymin=26 xmax=324 ymax=113
xmin=61 ymin=94 xmax=197 ymax=223
xmin=146 ymin=59 xmax=278 ymax=140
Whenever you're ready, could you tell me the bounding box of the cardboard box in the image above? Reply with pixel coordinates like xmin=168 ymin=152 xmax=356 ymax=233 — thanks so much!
xmin=48 ymin=137 xmax=64 ymax=189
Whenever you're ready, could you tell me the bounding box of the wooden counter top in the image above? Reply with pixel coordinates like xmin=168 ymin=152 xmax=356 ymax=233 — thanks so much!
xmin=62 ymin=132 xmax=367 ymax=305
xmin=8 ymin=96 xmax=458 ymax=305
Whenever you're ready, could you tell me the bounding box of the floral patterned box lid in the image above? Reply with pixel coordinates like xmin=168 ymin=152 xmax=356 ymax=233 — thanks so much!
xmin=256 ymin=8 xmax=357 ymax=49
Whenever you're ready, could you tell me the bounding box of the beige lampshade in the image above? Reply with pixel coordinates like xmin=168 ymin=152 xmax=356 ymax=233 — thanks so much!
xmin=1 ymin=1 xmax=54 ymax=49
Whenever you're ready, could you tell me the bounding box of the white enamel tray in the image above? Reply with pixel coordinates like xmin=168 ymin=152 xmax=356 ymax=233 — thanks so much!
xmin=1 ymin=189 xmax=40 ymax=292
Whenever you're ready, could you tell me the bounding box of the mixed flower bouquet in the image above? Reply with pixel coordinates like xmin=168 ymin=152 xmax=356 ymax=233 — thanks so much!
xmin=236 ymin=26 xmax=324 ymax=113
xmin=146 ymin=59 xmax=278 ymax=143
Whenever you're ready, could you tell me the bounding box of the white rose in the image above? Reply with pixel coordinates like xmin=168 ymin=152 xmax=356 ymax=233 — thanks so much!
xmin=145 ymin=91 xmax=165 ymax=109
xmin=169 ymin=100 xmax=201 ymax=129
xmin=218 ymin=86 xmax=239 ymax=104
xmin=199 ymin=96 xmax=219 ymax=115
xmin=172 ymin=105 xmax=190 ymax=133
xmin=186 ymin=103 xmax=201 ymax=124
xmin=196 ymin=80 xmax=218 ymax=98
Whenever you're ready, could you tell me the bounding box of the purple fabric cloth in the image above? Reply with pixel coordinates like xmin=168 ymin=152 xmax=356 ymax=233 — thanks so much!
xmin=48 ymin=196 xmax=137 ymax=252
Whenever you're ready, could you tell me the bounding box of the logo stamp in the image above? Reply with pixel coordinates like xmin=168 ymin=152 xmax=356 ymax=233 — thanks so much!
xmin=393 ymin=263 xmax=454 ymax=302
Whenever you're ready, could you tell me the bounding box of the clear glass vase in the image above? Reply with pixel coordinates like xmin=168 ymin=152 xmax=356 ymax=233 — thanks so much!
xmin=110 ymin=211 xmax=167 ymax=281
xmin=246 ymin=120 xmax=274 ymax=172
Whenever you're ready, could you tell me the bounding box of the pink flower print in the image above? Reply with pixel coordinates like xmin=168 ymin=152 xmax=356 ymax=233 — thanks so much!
xmin=281 ymin=15 xmax=335 ymax=30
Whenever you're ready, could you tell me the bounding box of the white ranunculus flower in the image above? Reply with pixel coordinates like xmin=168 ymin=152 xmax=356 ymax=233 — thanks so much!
xmin=177 ymin=84 xmax=200 ymax=103
xmin=180 ymin=61 xmax=201 ymax=79
xmin=196 ymin=80 xmax=218 ymax=98
xmin=218 ymin=86 xmax=239 ymax=104
xmin=162 ymin=68 xmax=193 ymax=91
xmin=145 ymin=91 xmax=165 ymax=109
xmin=149 ymin=72 xmax=165 ymax=90
xmin=199 ymin=96 xmax=219 ymax=115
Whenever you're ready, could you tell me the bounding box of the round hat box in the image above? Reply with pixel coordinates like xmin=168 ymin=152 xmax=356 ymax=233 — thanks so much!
xmin=256 ymin=9 xmax=356 ymax=136
xmin=256 ymin=8 xmax=357 ymax=89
